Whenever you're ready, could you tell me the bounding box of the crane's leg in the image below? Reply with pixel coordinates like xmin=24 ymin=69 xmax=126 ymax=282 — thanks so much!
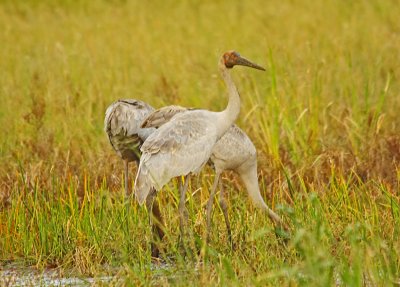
xmin=124 ymin=159 xmax=129 ymax=197
xmin=218 ymin=181 xmax=233 ymax=249
xmin=206 ymin=173 xmax=220 ymax=243
xmin=178 ymin=175 xmax=190 ymax=240
xmin=146 ymin=188 xmax=165 ymax=258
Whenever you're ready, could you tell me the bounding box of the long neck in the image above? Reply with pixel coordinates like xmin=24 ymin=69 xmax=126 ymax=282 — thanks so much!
xmin=216 ymin=65 xmax=241 ymax=138
xmin=238 ymin=164 xmax=284 ymax=226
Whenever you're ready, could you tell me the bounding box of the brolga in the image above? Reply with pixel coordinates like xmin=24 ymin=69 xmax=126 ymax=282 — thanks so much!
xmin=105 ymin=99 xmax=167 ymax=257
xmin=142 ymin=106 xmax=289 ymax=247
xmin=134 ymin=51 xmax=266 ymax=253
xmin=104 ymin=99 xmax=155 ymax=196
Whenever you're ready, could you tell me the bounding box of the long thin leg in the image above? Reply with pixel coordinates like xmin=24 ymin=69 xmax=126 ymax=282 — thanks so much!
xmin=152 ymin=199 xmax=165 ymax=242
xmin=146 ymin=188 xmax=165 ymax=258
xmin=178 ymin=175 xmax=190 ymax=239
xmin=124 ymin=159 xmax=129 ymax=197
xmin=206 ymin=173 xmax=220 ymax=243
xmin=218 ymin=180 xmax=232 ymax=248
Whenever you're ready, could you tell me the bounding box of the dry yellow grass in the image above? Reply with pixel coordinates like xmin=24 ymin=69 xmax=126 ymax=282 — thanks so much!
xmin=0 ymin=1 xmax=399 ymax=285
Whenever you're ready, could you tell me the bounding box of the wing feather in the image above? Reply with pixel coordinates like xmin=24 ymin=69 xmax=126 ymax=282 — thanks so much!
xmin=104 ymin=99 xmax=155 ymax=161
xmin=135 ymin=111 xmax=218 ymax=203
xmin=141 ymin=105 xmax=197 ymax=129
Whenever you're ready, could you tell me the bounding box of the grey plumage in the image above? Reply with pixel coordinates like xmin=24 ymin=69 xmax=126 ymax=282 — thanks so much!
xmin=135 ymin=110 xmax=220 ymax=204
xmin=142 ymin=106 xmax=257 ymax=175
xmin=104 ymin=99 xmax=155 ymax=194
xmin=105 ymin=99 xmax=155 ymax=161
xmin=142 ymin=106 xmax=287 ymax=243
xmin=133 ymin=51 xmax=267 ymax=254
xmin=210 ymin=125 xmax=289 ymax=240
xmin=134 ymin=51 xmax=266 ymax=208
xmin=140 ymin=105 xmax=195 ymax=129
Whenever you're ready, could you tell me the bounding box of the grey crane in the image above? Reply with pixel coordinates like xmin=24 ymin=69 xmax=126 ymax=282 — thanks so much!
xmin=142 ymin=106 xmax=289 ymax=246
xmin=104 ymin=99 xmax=155 ymax=195
xmin=105 ymin=99 xmax=167 ymax=257
xmin=134 ymin=51 xmax=265 ymax=253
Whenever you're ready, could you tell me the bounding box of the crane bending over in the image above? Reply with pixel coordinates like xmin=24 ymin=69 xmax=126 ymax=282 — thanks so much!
xmin=142 ymin=106 xmax=289 ymax=246
xmin=104 ymin=99 xmax=155 ymax=195
xmin=105 ymin=99 xmax=167 ymax=257
xmin=134 ymin=51 xmax=265 ymax=248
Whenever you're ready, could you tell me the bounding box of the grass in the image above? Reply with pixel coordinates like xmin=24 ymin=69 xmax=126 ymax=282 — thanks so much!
xmin=0 ymin=0 xmax=400 ymax=285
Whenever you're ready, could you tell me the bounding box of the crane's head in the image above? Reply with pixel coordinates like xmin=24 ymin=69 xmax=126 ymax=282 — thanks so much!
xmin=222 ymin=51 xmax=266 ymax=71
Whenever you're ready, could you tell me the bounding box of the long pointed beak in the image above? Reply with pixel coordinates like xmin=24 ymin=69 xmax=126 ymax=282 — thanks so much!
xmin=236 ymin=56 xmax=266 ymax=71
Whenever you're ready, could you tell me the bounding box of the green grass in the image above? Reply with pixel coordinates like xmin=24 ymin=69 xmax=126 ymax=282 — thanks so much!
xmin=1 ymin=0 xmax=400 ymax=286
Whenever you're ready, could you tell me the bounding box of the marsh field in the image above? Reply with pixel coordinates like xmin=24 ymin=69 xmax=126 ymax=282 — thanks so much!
xmin=0 ymin=0 xmax=399 ymax=286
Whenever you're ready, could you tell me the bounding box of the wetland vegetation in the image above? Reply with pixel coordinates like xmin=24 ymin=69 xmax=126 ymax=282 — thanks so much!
xmin=0 ymin=0 xmax=399 ymax=285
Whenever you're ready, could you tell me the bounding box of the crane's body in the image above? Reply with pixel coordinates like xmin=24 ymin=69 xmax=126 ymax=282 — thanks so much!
xmin=134 ymin=51 xmax=265 ymax=207
xmin=105 ymin=99 xmax=165 ymax=257
xmin=136 ymin=110 xmax=219 ymax=198
xmin=133 ymin=51 xmax=266 ymax=255
xmin=209 ymin=125 xmax=288 ymax=240
xmin=211 ymin=125 xmax=270 ymax=212
xmin=210 ymin=124 xmax=256 ymax=173
xmin=142 ymin=106 xmax=287 ymax=244
xmin=122 ymin=51 xmax=267 ymax=256
xmin=104 ymin=99 xmax=155 ymax=194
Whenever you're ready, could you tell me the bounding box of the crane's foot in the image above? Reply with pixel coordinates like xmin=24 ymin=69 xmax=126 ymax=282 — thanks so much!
xmin=150 ymin=248 xmax=167 ymax=265
xmin=150 ymin=234 xmax=165 ymax=260
xmin=151 ymin=243 xmax=161 ymax=259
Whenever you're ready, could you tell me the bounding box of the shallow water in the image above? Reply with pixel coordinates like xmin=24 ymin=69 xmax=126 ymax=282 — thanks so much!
xmin=0 ymin=263 xmax=114 ymax=286
xmin=0 ymin=261 xmax=176 ymax=286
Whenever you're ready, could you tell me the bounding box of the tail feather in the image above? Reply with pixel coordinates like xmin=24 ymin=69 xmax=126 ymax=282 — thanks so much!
xmin=134 ymin=161 xmax=153 ymax=205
